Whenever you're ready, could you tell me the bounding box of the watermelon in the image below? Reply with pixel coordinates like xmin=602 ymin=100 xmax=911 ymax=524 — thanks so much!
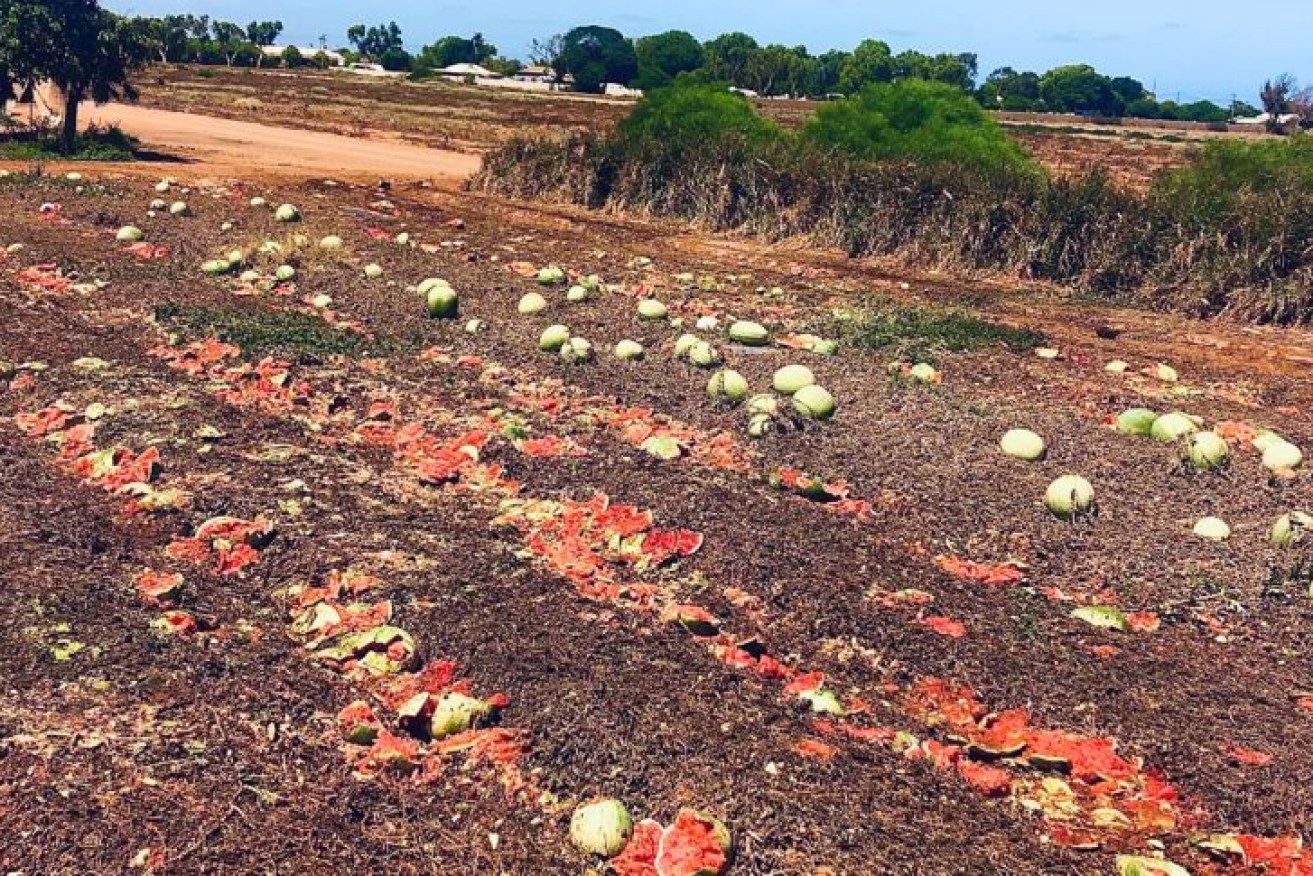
xmin=426 ymin=284 xmax=459 ymax=319
xmin=518 ymin=292 xmax=548 ymax=315
xmin=612 ymin=819 xmax=663 ymax=876
xmin=673 ymin=334 xmax=701 ymax=358
xmin=614 ymin=339 xmax=645 ymax=361
xmin=540 ymin=325 xmax=571 ymax=352
xmin=792 ymin=384 xmax=835 ymax=420
xmin=727 ymin=320 xmax=768 ymax=346
xmin=654 ymin=810 xmax=731 ymax=876
xmin=773 ymin=364 xmax=815 ymax=395
xmin=637 ymin=299 xmax=668 ymax=321
xmin=746 ymin=413 xmax=775 ymax=438
xmin=570 ymin=799 xmax=632 ymax=857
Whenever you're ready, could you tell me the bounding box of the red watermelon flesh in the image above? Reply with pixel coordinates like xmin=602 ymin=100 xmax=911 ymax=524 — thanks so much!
xmin=610 ymin=819 xmax=662 ymax=876
xmin=654 ymin=810 xmax=729 ymax=876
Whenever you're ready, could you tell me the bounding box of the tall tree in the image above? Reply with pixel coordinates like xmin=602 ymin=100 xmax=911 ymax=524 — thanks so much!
xmin=633 ymin=30 xmax=704 ymax=89
xmin=416 ymin=36 xmax=474 ymax=71
xmin=838 ymin=39 xmax=892 ymax=94
xmin=470 ymin=32 xmax=495 ymax=62
xmin=1039 ymin=64 xmax=1122 ymax=116
xmin=556 ymin=25 xmax=636 ymax=93
xmin=703 ymin=32 xmax=758 ymax=86
xmin=246 ymin=20 xmax=282 ymax=67
xmin=742 ymin=44 xmax=808 ymax=96
xmin=978 ymin=66 xmax=1042 ymax=109
xmin=148 ymin=14 xmax=202 ymax=63
xmin=210 ymin=21 xmax=246 ymax=66
xmin=528 ymin=34 xmax=563 ymax=67
xmin=810 ymin=49 xmax=849 ymax=97
xmin=1261 ymin=74 xmax=1295 ymax=133
xmin=0 ymin=0 xmax=152 ymax=152
xmin=346 ymin=22 xmax=402 ymax=60
xmin=415 ymin=34 xmax=498 ymax=73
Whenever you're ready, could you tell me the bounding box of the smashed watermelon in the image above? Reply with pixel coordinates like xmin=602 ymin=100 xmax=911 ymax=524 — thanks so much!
xmin=610 ymin=811 xmax=731 ymax=876
xmin=654 ymin=810 xmax=731 ymax=876
xmin=610 ymin=818 xmax=662 ymax=876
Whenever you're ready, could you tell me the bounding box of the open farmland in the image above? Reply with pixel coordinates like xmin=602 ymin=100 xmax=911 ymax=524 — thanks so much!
xmin=133 ymin=65 xmax=634 ymax=154
xmin=131 ymin=66 xmax=1231 ymax=190
xmin=1 ymin=165 xmax=1313 ymax=875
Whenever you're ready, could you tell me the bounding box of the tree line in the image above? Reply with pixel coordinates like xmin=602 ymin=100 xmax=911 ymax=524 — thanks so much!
xmin=2 ymin=0 xmax=1306 ymax=160
xmin=137 ymin=15 xmax=1265 ymax=123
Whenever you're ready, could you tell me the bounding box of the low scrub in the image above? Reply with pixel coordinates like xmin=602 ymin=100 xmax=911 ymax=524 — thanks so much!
xmin=836 ymin=304 xmax=1044 ymax=361
xmin=0 ymin=124 xmax=139 ymax=161
xmin=804 ymin=80 xmax=1038 ymax=177
xmin=617 ymin=81 xmax=779 ymax=150
xmin=475 ymin=82 xmax=1313 ymax=324
xmin=155 ymin=304 xmax=393 ymax=358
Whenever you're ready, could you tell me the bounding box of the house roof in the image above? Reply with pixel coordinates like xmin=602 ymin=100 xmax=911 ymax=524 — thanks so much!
xmin=261 ymin=45 xmax=343 ymax=60
xmin=438 ymin=63 xmax=500 ymax=77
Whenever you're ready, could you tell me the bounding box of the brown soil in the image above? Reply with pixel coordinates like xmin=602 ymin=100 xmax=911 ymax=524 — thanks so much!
xmin=1 ymin=169 xmax=1312 ymax=874
xmin=81 ymin=102 xmax=480 ymax=184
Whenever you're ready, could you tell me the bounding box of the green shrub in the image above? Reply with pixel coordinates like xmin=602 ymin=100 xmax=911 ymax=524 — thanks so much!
xmin=804 ymin=79 xmax=1039 ymax=177
xmin=0 ymin=124 xmax=138 ymax=161
xmin=155 ymin=304 xmax=389 ymax=358
xmin=617 ymin=80 xmax=780 ymax=150
xmin=1153 ymin=135 xmax=1313 ymax=227
xmin=836 ymin=304 xmax=1044 ymax=361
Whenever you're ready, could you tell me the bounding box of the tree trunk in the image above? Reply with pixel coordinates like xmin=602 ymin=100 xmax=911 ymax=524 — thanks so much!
xmin=61 ymin=91 xmax=80 ymax=154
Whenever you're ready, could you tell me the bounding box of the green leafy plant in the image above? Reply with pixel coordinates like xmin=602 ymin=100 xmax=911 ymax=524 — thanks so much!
xmin=617 ymin=80 xmax=781 ymax=150
xmin=804 ymin=79 xmax=1039 ymax=176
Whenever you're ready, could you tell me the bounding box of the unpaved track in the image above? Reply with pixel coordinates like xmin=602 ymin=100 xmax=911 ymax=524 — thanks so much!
xmin=80 ymin=103 xmax=481 ymax=183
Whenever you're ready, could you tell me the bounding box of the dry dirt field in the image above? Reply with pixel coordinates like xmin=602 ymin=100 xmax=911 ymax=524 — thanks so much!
xmin=0 ymin=156 xmax=1311 ymax=875
xmin=133 ymin=65 xmax=634 ymax=154
xmin=2 ymin=68 xmax=1312 ymax=876
xmin=131 ymin=66 xmax=1238 ymax=191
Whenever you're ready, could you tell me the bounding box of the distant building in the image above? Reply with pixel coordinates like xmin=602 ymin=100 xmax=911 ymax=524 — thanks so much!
xmin=603 ymin=83 xmax=643 ymax=98
xmin=261 ymin=45 xmax=344 ymax=66
xmin=515 ymin=65 xmax=555 ymax=83
xmin=344 ymin=62 xmax=402 ymax=77
xmin=1233 ymin=111 xmax=1300 ymax=126
xmin=436 ymin=63 xmax=501 ymax=79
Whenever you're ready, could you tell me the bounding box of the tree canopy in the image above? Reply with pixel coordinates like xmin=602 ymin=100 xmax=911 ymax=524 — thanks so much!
xmin=347 ymin=22 xmax=403 ymax=59
xmin=633 ymin=30 xmax=704 ymax=90
xmin=556 ymin=25 xmax=637 ymax=94
xmin=414 ymin=33 xmax=498 ymax=74
xmin=804 ymin=79 xmax=1037 ymax=176
xmin=0 ymin=0 xmax=152 ymax=151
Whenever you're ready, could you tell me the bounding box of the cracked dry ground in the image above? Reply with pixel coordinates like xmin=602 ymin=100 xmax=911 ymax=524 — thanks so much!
xmin=1 ymin=172 xmax=1311 ymax=875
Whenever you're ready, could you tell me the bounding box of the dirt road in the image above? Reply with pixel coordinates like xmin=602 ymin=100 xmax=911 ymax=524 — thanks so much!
xmin=80 ymin=103 xmax=481 ymax=184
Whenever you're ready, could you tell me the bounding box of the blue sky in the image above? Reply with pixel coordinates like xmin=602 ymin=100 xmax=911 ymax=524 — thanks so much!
xmin=106 ymin=0 xmax=1306 ymax=103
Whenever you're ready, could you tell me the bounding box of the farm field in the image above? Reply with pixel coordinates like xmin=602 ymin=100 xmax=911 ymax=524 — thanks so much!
xmin=131 ymin=66 xmax=1226 ymax=189
xmin=2 ymin=164 xmax=1313 ymax=875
